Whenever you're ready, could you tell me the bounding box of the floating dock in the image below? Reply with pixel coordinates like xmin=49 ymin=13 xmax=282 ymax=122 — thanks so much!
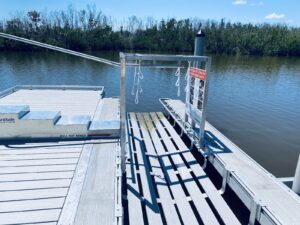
xmin=0 ymin=86 xmax=122 ymax=225
xmin=0 ymin=86 xmax=119 ymax=139
xmin=0 ymin=32 xmax=299 ymax=225
xmin=0 ymin=86 xmax=299 ymax=225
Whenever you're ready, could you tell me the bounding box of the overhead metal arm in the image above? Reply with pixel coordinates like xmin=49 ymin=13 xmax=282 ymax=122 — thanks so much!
xmin=124 ymin=53 xmax=209 ymax=62
xmin=0 ymin=32 xmax=120 ymax=67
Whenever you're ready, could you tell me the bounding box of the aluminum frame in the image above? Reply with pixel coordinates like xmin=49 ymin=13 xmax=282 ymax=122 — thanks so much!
xmin=119 ymin=53 xmax=211 ymax=173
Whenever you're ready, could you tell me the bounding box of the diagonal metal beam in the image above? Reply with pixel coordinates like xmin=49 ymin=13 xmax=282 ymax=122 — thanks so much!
xmin=0 ymin=32 xmax=121 ymax=67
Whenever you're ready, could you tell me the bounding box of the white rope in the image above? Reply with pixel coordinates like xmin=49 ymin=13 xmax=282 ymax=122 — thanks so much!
xmin=185 ymin=61 xmax=191 ymax=80
xmin=131 ymin=61 xmax=138 ymax=96
xmin=185 ymin=61 xmax=191 ymax=93
xmin=131 ymin=60 xmax=143 ymax=104
xmin=175 ymin=67 xmax=181 ymax=97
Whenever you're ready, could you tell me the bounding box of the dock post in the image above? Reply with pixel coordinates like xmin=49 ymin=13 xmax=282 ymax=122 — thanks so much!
xmin=120 ymin=53 xmax=126 ymax=174
xmin=194 ymin=30 xmax=207 ymax=149
xmin=194 ymin=30 xmax=205 ymax=56
xmin=292 ymin=154 xmax=300 ymax=194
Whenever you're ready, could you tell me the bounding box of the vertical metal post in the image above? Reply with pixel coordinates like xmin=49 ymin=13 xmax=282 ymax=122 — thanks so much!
xmin=194 ymin=30 xmax=205 ymax=56
xmin=120 ymin=53 xmax=126 ymax=174
xmin=190 ymin=31 xmax=205 ymax=130
xmin=292 ymin=154 xmax=300 ymax=194
xmin=199 ymin=57 xmax=210 ymax=149
xmin=194 ymin=30 xmax=207 ymax=149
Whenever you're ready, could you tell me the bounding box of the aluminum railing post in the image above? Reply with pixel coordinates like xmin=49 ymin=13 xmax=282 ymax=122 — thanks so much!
xmin=292 ymin=154 xmax=300 ymax=194
xmin=120 ymin=53 xmax=126 ymax=174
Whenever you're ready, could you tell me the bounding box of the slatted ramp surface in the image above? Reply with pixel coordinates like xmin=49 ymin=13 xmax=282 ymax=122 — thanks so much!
xmin=161 ymin=99 xmax=300 ymax=225
xmin=126 ymin=112 xmax=241 ymax=225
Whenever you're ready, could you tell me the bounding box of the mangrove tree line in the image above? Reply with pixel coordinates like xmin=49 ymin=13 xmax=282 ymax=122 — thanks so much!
xmin=0 ymin=6 xmax=299 ymax=56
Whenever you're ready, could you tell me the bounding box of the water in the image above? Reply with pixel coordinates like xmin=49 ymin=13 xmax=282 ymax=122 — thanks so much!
xmin=0 ymin=51 xmax=299 ymax=177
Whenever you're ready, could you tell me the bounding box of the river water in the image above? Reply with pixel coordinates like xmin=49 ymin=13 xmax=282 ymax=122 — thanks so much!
xmin=0 ymin=51 xmax=299 ymax=177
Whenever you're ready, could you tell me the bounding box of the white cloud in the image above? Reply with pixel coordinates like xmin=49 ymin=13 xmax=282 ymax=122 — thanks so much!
xmin=250 ymin=1 xmax=264 ymax=6
xmin=265 ymin=13 xmax=285 ymax=19
xmin=232 ymin=0 xmax=247 ymax=5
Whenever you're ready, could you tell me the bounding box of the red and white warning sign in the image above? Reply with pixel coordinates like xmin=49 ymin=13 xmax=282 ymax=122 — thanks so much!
xmin=190 ymin=67 xmax=206 ymax=80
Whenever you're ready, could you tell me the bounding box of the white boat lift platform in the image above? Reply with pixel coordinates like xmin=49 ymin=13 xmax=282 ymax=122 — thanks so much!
xmin=126 ymin=112 xmax=241 ymax=225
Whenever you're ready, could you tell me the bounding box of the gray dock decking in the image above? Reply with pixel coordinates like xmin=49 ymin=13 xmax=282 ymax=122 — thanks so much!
xmin=0 ymin=87 xmax=120 ymax=225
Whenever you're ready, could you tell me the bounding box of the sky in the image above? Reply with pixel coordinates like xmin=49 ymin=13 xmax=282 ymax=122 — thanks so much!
xmin=0 ymin=0 xmax=298 ymax=26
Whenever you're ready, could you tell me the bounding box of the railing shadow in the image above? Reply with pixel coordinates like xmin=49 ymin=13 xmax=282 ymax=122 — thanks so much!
xmin=126 ymin=132 xmax=160 ymax=213
xmin=204 ymin=130 xmax=232 ymax=155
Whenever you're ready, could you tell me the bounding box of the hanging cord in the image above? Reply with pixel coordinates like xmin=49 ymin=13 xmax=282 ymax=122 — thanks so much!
xmin=185 ymin=61 xmax=191 ymax=92
xmin=131 ymin=60 xmax=143 ymax=104
xmin=175 ymin=66 xmax=181 ymax=97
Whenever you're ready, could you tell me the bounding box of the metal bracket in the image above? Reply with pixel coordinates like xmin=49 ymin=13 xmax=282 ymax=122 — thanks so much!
xmin=219 ymin=166 xmax=232 ymax=194
xmin=115 ymin=204 xmax=123 ymax=218
xmin=179 ymin=127 xmax=185 ymax=137
xmin=248 ymin=197 xmax=263 ymax=225
xmin=201 ymin=156 xmax=208 ymax=169
xmin=189 ymin=139 xmax=195 ymax=150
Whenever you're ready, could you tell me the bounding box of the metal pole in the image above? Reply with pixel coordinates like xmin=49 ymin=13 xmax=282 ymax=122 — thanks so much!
xmin=292 ymin=154 xmax=300 ymax=194
xmin=119 ymin=53 xmax=126 ymax=174
xmin=194 ymin=30 xmax=207 ymax=149
xmin=194 ymin=30 xmax=205 ymax=57
xmin=200 ymin=56 xmax=210 ymax=149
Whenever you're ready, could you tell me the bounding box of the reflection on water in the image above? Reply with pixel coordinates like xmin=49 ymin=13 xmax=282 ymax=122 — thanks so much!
xmin=0 ymin=52 xmax=299 ymax=177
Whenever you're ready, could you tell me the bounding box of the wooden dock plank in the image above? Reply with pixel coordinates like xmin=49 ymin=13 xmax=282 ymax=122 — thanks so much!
xmin=0 ymin=197 xmax=64 ymax=213
xmin=149 ymin=112 xmax=221 ymax=225
xmin=138 ymin=113 xmax=200 ymax=225
xmin=0 ymin=179 xmax=71 ymax=191
xmin=126 ymin=113 xmax=145 ymax=225
xmin=0 ymin=209 xmax=60 ymax=225
xmin=129 ymin=113 xmax=163 ymax=225
xmin=0 ymin=164 xmax=76 ymax=174
xmin=138 ymin=113 xmax=181 ymax=225
xmin=74 ymin=141 xmax=117 ymax=225
xmin=0 ymin=188 xmax=68 ymax=201
xmin=157 ymin=112 xmax=241 ymax=225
